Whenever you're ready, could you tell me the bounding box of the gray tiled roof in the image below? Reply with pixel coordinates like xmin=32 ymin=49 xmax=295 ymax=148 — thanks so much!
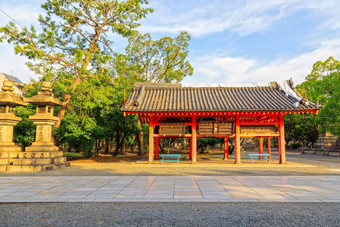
xmin=2 ymin=73 xmax=23 ymax=84
xmin=121 ymin=81 xmax=319 ymax=112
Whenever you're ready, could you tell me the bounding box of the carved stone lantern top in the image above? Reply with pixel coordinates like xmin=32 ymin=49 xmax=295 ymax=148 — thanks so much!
xmin=0 ymin=80 xmax=28 ymax=108
xmin=24 ymin=81 xmax=62 ymax=106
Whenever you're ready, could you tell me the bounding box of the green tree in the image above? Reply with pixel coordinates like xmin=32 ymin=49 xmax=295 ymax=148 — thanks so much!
xmin=0 ymin=0 xmax=152 ymax=127
xmin=54 ymin=112 xmax=97 ymax=157
xmin=198 ymin=138 xmax=222 ymax=153
xmin=297 ymin=56 xmax=340 ymax=136
xmin=125 ymin=32 xmax=193 ymax=82
xmin=53 ymin=73 xmax=120 ymax=156
xmin=284 ymin=113 xmax=319 ymax=147
xmin=13 ymin=106 xmax=36 ymax=151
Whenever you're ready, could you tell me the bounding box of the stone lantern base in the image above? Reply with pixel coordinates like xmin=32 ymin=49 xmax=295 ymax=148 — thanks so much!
xmin=0 ymin=120 xmax=69 ymax=172
xmin=0 ymin=121 xmax=70 ymax=172
xmin=0 ymin=151 xmax=69 ymax=172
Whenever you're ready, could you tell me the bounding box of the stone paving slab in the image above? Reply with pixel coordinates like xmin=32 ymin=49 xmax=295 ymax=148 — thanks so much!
xmin=0 ymin=176 xmax=340 ymax=202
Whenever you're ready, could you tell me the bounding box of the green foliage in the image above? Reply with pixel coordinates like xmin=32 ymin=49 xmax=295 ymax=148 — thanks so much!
xmin=284 ymin=113 xmax=318 ymax=147
xmin=0 ymin=0 xmax=152 ymax=78
xmin=124 ymin=31 xmax=193 ymax=83
xmin=198 ymin=138 xmax=222 ymax=153
xmin=289 ymin=142 xmax=302 ymax=149
xmin=13 ymin=105 xmax=36 ymax=150
xmin=101 ymin=107 xmax=138 ymax=156
xmin=23 ymin=79 xmax=41 ymax=97
xmin=316 ymin=85 xmax=340 ymax=135
xmin=63 ymin=151 xmax=83 ymax=161
xmin=54 ymin=112 xmax=97 ymax=156
xmin=297 ymin=56 xmax=340 ymax=136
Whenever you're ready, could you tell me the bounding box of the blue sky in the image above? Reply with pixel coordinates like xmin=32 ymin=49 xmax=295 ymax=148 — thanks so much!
xmin=1 ymin=0 xmax=340 ymax=85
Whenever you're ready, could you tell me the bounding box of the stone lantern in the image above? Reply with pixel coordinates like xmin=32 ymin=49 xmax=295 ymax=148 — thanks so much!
xmin=20 ymin=81 xmax=68 ymax=171
xmin=25 ymin=81 xmax=62 ymax=153
xmin=0 ymin=80 xmax=27 ymax=160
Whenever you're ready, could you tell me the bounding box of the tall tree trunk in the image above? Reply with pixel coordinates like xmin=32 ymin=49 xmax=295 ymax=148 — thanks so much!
xmin=55 ymin=76 xmax=83 ymax=128
xmin=94 ymin=140 xmax=101 ymax=156
xmin=104 ymin=139 xmax=109 ymax=154
xmin=114 ymin=133 xmax=126 ymax=156
xmin=136 ymin=120 xmax=145 ymax=155
xmin=113 ymin=132 xmax=120 ymax=156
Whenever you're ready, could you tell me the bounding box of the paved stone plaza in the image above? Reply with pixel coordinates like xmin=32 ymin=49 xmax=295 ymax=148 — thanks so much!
xmin=1 ymin=175 xmax=340 ymax=202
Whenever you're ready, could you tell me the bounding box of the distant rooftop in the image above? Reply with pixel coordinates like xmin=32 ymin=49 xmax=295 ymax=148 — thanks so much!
xmin=1 ymin=72 xmax=23 ymax=85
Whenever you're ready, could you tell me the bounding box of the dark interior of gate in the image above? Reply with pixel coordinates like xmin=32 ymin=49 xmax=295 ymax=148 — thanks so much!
xmin=121 ymin=81 xmax=320 ymax=164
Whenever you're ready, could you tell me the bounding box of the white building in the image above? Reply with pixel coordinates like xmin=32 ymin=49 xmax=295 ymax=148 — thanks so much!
xmin=0 ymin=72 xmax=24 ymax=96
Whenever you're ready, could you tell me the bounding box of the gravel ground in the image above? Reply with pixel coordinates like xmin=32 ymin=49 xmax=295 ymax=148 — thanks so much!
xmin=1 ymin=165 xmax=339 ymax=176
xmin=0 ymin=202 xmax=339 ymax=227
xmin=1 ymin=150 xmax=340 ymax=177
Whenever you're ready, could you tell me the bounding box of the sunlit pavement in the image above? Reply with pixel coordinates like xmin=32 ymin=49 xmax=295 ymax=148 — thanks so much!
xmin=1 ymin=176 xmax=340 ymax=202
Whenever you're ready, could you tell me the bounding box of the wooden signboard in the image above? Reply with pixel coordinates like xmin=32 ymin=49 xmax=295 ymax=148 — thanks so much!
xmin=159 ymin=123 xmax=185 ymax=135
xmin=240 ymin=125 xmax=278 ymax=135
xmin=198 ymin=120 xmax=214 ymax=135
xmin=199 ymin=121 xmax=233 ymax=135
xmin=218 ymin=121 xmax=234 ymax=135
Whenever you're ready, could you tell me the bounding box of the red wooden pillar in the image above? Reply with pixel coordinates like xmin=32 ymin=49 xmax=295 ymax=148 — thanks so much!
xmin=189 ymin=138 xmax=192 ymax=160
xmin=235 ymin=116 xmax=241 ymax=164
xmin=191 ymin=116 xmax=197 ymax=163
xmin=148 ymin=116 xmax=154 ymax=163
xmin=155 ymin=137 xmax=159 ymax=160
xmin=267 ymin=137 xmax=271 ymax=160
xmin=259 ymin=137 xmax=263 ymax=158
xmin=224 ymin=137 xmax=229 ymax=160
xmin=278 ymin=115 xmax=286 ymax=164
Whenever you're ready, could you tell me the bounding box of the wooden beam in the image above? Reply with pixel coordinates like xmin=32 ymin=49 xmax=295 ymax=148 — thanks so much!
xmin=124 ymin=110 xmax=319 ymax=118
xmin=148 ymin=116 xmax=154 ymax=163
xmin=278 ymin=115 xmax=286 ymax=164
xmin=197 ymin=134 xmax=233 ymax=138
xmin=154 ymin=134 xmax=192 ymax=138
xmin=191 ymin=116 xmax=197 ymax=164
xmin=235 ymin=115 xmax=241 ymax=164
xmin=239 ymin=122 xmax=279 ymax=125
xmin=240 ymin=134 xmax=279 ymax=137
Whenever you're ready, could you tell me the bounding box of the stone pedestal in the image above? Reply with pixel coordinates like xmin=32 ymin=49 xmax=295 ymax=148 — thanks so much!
xmin=0 ymin=116 xmax=22 ymax=171
xmin=0 ymin=115 xmax=21 ymax=152
xmin=26 ymin=115 xmax=59 ymax=152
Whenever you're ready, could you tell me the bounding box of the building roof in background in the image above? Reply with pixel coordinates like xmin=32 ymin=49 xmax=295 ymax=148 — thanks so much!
xmin=1 ymin=72 xmax=24 ymax=95
xmin=1 ymin=72 xmax=23 ymax=85
xmin=121 ymin=80 xmax=319 ymax=113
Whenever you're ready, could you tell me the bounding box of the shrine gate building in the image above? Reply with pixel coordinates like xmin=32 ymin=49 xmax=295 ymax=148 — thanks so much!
xmin=121 ymin=80 xmax=319 ymax=164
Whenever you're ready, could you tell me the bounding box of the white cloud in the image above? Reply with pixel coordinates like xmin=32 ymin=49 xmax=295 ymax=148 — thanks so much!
xmin=140 ymin=0 xmax=340 ymax=37
xmin=186 ymin=39 xmax=340 ymax=84
xmin=0 ymin=3 xmax=42 ymax=26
